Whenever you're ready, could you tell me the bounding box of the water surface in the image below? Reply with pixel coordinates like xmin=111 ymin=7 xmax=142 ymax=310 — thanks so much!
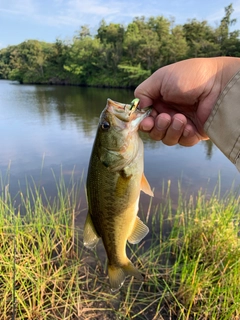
xmin=0 ymin=80 xmax=239 ymax=218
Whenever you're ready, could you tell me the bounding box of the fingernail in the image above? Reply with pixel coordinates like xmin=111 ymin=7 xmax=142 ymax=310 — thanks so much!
xmin=156 ymin=117 xmax=170 ymax=130
xmin=183 ymin=129 xmax=190 ymax=137
xmin=141 ymin=124 xmax=149 ymax=131
xmin=172 ymin=118 xmax=184 ymax=131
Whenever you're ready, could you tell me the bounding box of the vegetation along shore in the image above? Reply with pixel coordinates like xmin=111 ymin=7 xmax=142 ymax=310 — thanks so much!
xmin=0 ymin=4 xmax=239 ymax=88
xmin=0 ymin=173 xmax=239 ymax=319
xmin=0 ymin=3 xmax=239 ymax=320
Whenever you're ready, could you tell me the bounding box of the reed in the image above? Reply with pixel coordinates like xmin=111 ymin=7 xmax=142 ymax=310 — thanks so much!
xmin=0 ymin=173 xmax=239 ymax=319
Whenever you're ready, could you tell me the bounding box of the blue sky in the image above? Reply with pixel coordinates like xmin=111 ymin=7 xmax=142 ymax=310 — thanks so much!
xmin=1 ymin=0 xmax=240 ymax=48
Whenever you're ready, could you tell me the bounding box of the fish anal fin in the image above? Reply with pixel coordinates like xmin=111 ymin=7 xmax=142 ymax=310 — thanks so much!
xmin=141 ymin=173 xmax=154 ymax=197
xmin=128 ymin=217 xmax=149 ymax=244
xmin=108 ymin=260 xmax=143 ymax=292
xmin=83 ymin=212 xmax=100 ymax=249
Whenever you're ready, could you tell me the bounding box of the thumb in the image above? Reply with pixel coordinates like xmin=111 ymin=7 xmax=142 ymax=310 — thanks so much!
xmin=134 ymin=68 xmax=165 ymax=108
xmin=134 ymin=81 xmax=155 ymax=108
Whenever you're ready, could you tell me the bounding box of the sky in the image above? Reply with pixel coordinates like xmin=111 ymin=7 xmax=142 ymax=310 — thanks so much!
xmin=1 ymin=0 xmax=240 ymax=48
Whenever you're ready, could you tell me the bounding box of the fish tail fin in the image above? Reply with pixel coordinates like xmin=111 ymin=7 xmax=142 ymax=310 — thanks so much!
xmin=108 ymin=260 xmax=144 ymax=292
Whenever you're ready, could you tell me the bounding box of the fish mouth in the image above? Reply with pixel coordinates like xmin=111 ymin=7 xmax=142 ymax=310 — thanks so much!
xmin=107 ymin=98 xmax=152 ymax=127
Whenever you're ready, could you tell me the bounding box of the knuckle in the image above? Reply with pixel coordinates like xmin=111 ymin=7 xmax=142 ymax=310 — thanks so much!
xmin=162 ymin=137 xmax=178 ymax=146
xmin=149 ymin=128 xmax=165 ymax=141
xmin=150 ymin=132 xmax=163 ymax=141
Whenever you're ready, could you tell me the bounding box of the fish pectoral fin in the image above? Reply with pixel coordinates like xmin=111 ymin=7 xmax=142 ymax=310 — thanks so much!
xmin=141 ymin=173 xmax=154 ymax=197
xmin=115 ymin=169 xmax=132 ymax=197
xmin=83 ymin=212 xmax=100 ymax=249
xmin=128 ymin=217 xmax=149 ymax=244
xmin=108 ymin=260 xmax=143 ymax=292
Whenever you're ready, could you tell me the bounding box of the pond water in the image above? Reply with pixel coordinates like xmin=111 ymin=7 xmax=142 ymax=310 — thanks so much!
xmin=0 ymin=80 xmax=239 ymax=222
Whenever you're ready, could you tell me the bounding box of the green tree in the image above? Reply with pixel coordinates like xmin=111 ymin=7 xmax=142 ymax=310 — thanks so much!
xmin=123 ymin=21 xmax=143 ymax=65
xmin=75 ymin=25 xmax=91 ymax=39
xmin=183 ymin=19 xmax=220 ymax=57
xmin=7 ymin=40 xmax=49 ymax=83
xmin=44 ymin=39 xmax=69 ymax=82
xmin=129 ymin=17 xmax=160 ymax=71
xmin=96 ymin=21 xmax=125 ymax=75
xmin=64 ymin=37 xmax=105 ymax=85
xmin=147 ymin=16 xmax=172 ymax=68
xmin=97 ymin=20 xmax=124 ymax=46
xmin=167 ymin=24 xmax=188 ymax=63
xmin=0 ymin=46 xmax=13 ymax=78
xmin=1 ymin=6 xmax=240 ymax=88
xmin=216 ymin=4 xmax=240 ymax=56
xmin=117 ymin=64 xmax=151 ymax=87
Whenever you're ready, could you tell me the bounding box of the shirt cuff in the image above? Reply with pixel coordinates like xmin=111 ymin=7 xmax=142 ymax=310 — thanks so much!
xmin=204 ymin=70 xmax=240 ymax=171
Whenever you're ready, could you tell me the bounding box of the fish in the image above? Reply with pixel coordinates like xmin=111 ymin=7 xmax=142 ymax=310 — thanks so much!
xmin=83 ymin=98 xmax=153 ymax=291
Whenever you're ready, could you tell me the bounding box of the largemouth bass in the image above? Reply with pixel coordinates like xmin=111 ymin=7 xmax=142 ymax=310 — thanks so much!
xmin=83 ymin=98 xmax=153 ymax=291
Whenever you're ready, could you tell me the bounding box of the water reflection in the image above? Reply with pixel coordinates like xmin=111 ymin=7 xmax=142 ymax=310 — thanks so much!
xmin=32 ymin=85 xmax=135 ymax=134
xmin=0 ymin=80 xmax=239 ymax=212
xmin=28 ymin=84 xmax=218 ymax=157
xmin=203 ymin=139 xmax=215 ymax=160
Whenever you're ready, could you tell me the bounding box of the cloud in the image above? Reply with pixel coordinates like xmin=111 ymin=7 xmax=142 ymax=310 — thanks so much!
xmin=0 ymin=0 xmax=124 ymax=28
xmin=0 ymin=0 xmax=165 ymax=29
xmin=2 ymin=0 xmax=239 ymax=33
xmin=0 ymin=0 xmax=38 ymax=16
xmin=66 ymin=0 xmax=119 ymax=15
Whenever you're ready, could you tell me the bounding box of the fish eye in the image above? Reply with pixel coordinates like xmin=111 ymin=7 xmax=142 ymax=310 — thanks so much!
xmin=101 ymin=121 xmax=110 ymax=130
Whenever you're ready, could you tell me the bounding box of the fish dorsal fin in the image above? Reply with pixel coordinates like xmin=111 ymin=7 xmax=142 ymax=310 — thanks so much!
xmin=128 ymin=217 xmax=149 ymax=244
xmin=83 ymin=212 xmax=100 ymax=249
xmin=141 ymin=173 xmax=154 ymax=197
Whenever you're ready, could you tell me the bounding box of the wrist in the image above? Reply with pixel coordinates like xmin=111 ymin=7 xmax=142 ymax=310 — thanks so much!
xmin=216 ymin=57 xmax=240 ymax=91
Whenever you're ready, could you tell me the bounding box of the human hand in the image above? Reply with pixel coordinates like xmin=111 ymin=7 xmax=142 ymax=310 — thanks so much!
xmin=135 ymin=57 xmax=240 ymax=146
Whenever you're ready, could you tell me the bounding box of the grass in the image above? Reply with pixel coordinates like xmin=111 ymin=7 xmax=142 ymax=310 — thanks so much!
xmin=0 ymin=172 xmax=239 ymax=319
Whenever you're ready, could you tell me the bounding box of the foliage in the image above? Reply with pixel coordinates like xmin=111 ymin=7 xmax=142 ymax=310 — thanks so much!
xmin=0 ymin=4 xmax=240 ymax=87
